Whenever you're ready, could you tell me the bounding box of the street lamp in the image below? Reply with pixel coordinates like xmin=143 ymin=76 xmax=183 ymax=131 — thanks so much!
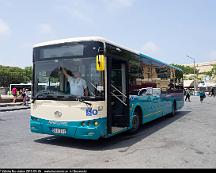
xmin=187 ymin=55 xmax=196 ymax=95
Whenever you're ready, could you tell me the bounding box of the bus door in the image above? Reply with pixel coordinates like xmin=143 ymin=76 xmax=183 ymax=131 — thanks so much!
xmin=107 ymin=58 xmax=129 ymax=134
xmin=152 ymin=94 xmax=161 ymax=117
xmin=142 ymin=88 xmax=161 ymax=120
xmin=151 ymin=88 xmax=161 ymax=118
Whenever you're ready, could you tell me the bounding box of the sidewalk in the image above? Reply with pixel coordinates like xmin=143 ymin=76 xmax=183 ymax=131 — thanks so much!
xmin=0 ymin=102 xmax=30 ymax=112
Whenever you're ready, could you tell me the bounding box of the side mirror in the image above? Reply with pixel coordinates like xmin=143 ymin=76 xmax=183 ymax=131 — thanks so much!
xmin=138 ymin=89 xmax=147 ymax=96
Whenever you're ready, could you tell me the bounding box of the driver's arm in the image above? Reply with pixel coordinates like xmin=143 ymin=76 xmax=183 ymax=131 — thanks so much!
xmin=61 ymin=67 xmax=70 ymax=79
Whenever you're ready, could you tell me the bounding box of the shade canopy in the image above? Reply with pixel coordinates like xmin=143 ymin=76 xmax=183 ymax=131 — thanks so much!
xmin=198 ymin=82 xmax=216 ymax=87
xmin=184 ymin=80 xmax=195 ymax=88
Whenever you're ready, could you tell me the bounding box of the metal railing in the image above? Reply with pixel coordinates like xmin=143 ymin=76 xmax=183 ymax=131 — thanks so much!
xmin=111 ymin=84 xmax=127 ymax=106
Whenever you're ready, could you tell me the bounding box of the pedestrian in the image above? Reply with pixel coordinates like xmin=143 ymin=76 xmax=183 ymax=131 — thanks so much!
xmin=25 ymin=89 xmax=30 ymax=104
xmin=21 ymin=88 xmax=27 ymax=105
xmin=199 ymin=89 xmax=206 ymax=103
xmin=185 ymin=89 xmax=191 ymax=102
xmin=211 ymin=87 xmax=215 ymax=97
xmin=11 ymin=87 xmax=17 ymax=103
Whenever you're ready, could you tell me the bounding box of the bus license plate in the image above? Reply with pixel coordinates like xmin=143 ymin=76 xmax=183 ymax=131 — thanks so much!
xmin=51 ymin=128 xmax=67 ymax=135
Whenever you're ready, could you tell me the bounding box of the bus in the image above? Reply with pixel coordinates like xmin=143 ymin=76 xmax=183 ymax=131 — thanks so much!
xmin=10 ymin=83 xmax=32 ymax=93
xmin=9 ymin=83 xmax=47 ymax=95
xmin=30 ymin=36 xmax=184 ymax=140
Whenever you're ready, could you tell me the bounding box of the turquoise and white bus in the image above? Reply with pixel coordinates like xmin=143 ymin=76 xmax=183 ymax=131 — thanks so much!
xmin=30 ymin=37 xmax=184 ymax=140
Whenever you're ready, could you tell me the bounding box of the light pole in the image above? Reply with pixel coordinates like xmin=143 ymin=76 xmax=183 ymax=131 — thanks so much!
xmin=187 ymin=55 xmax=196 ymax=95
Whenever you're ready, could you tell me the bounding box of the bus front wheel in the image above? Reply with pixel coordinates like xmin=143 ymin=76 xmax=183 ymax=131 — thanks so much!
xmin=129 ymin=113 xmax=140 ymax=134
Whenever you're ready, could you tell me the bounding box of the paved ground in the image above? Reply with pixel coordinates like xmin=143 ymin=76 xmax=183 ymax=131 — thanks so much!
xmin=0 ymin=102 xmax=30 ymax=112
xmin=0 ymin=96 xmax=216 ymax=168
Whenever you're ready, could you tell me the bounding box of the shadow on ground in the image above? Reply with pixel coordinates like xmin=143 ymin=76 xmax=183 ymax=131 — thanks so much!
xmin=34 ymin=110 xmax=191 ymax=151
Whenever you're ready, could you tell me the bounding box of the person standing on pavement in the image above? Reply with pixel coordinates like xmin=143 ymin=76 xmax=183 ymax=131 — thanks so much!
xmin=211 ymin=87 xmax=215 ymax=97
xmin=185 ymin=89 xmax=191 ymax=102
xmin=11 ymin=87 xmax=17 ymax=103
xmin=25 ymin=89 xmax=30 ymax=104
xmin=199 ymin=89 xmax=206 ymax=103
xmin=21 ymin=88 xmax=27 ymax=105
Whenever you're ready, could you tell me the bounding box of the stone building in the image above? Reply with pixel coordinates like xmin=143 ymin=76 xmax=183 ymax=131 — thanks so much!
xmin=183 ymin=60 xmax=216 ymax=73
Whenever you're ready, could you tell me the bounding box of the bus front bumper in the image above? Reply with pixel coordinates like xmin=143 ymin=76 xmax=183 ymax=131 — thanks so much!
xmin=30 ymin=116 xmax=107 ymax=140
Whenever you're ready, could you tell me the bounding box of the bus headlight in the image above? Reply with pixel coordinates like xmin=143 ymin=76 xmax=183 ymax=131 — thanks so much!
xmin=87 ymin=121 xmax=91 ymax=126
xmin=94 ymin=121 xmax=99 ymax=126
xmin=81 ymin=122 xmax=85 ymax=126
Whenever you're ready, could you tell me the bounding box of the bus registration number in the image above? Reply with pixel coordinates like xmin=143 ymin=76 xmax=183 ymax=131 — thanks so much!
xmin=51 ymin=128 xmax=67 ymax=135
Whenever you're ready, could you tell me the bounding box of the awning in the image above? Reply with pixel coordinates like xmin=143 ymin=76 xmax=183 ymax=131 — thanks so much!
xmin=198 ymin=82 xmax=216 ymax=87
xmin=184 ymin=80 xmax=194 ymax=88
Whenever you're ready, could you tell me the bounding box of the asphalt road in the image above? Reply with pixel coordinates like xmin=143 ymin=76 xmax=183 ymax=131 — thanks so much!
xmin=0 ymin=96 xmax=216 ymax=168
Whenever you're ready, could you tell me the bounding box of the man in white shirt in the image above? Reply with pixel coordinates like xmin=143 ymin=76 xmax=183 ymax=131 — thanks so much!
xmin=61 ymin=67 xmax=88 ymax=97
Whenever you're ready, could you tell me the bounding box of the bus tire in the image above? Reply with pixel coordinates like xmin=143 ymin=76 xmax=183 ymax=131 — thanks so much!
xmin=129 ymin=111 xmax=140 ymax=134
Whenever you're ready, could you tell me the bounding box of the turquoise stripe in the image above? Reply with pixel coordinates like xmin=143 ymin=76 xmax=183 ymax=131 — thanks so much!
xmin=30 ymin=116 xmax=107 ymax=140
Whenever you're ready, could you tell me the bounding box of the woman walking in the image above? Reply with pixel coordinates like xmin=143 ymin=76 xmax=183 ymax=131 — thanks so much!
xmin=199 ymin=89 xmax=206 ymax=103
xmin=11 ymin=87 xmax=17 ymax=103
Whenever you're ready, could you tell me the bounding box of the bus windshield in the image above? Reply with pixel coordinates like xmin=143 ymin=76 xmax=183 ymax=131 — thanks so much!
xmin=33 ymin=57 xmax=105 ymax=101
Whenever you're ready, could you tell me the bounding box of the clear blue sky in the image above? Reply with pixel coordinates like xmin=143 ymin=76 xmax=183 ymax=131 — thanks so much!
xmin=0 ymin=0 xmax=216 ymax=67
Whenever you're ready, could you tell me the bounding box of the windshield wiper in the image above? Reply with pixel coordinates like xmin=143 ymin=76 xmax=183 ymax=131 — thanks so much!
xmin=32 ymin=91 xmax=56 ymax=103
xmin=32 ymin=92 xmax=93 ymax=106
xmin=66 ymin=96 xmax=92 ymax=106
xmin=65 ymin=95 xmax=92 ymax=106
xmin=78 ymin=98 xmax=92 ymax=106
xmin=36 ymin=91 xmax=55 ymax=98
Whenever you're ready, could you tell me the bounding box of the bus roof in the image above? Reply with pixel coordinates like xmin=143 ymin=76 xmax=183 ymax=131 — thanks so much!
xmin=10 ymin=83 xmax=32 ymax=86
xmin=33 ymin=36 xmax=139 ymax=55
xmin=33 ymin=36 xmax=182 ymax=72
xmin=140 ymin=53 xmax=183 ymax=71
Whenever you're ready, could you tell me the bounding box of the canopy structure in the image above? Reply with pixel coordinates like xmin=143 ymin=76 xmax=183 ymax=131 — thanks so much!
xmin=184 ymin=80 xmax=195 ymax=88
xmin=198 ymin=82 xmax=216 ymax=88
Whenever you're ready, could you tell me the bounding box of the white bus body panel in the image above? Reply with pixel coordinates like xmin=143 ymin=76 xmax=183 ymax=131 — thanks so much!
xmin=31 ymin=100 xmax=107 ymax=122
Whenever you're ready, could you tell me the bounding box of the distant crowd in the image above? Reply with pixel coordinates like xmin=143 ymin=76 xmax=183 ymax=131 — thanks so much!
xmin=11 ymin=87 xmax=30 ymax=105
xmin=184 ymin=87 xmax=215 ymax=103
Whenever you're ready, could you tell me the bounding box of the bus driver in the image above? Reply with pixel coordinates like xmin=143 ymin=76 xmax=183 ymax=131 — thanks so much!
xmin=61 ymin=67 xmax=88 ymax=97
